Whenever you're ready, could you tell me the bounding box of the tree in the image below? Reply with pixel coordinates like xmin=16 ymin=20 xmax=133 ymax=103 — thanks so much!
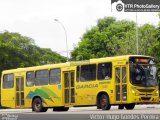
xmin=71 ymin=17 xmax=157 ymax=60
xmin=39 ymin=48 xmax=66 ymax=64
xmin=0 ymin=31 xmax=66 ymax=73
xmin=150 ymin=14 xmax=160 ymax=82
xmin=138 ymin=24 xmax=158 ymax=55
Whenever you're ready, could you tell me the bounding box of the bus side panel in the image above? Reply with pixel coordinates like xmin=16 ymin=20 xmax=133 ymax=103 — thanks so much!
xmin=1 ymin=89 xmax=15 ymax=108
xmin=75 ymin=81 xmax=98 ymax=106
xmin=98 ymin=81 xmax=115 ymax=104
xmin=75 ymin=80 xmax=115 ymax=106
xmin=25 ymin=85 xmax=63 ymax=108
xmin=75 ymin=64 xmax=115 ymax=106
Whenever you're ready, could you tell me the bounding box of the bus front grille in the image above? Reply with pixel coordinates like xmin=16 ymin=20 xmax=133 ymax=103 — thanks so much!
xmin=137 ymin=89 xmax=154 ymax=92
xmin=141 ymin=97 xmax=151 ymax=101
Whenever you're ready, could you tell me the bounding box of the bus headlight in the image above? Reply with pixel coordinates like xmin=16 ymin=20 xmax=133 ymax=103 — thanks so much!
xmin=131 ymin=88 xmax=139 ymax=95
xmin=131 ymin=89 xmax=135 ymax=94
xmin=154 ymin=90 xmax=159 ymax=96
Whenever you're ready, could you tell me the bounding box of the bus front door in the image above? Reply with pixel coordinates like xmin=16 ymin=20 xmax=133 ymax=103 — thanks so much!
xmin=115 ymin=66 xmax=127 ymax=103
xmin=15 ymin=77 xmax=24 ymax=108
xmin=63 ymin=71 xmax=75 ymax=106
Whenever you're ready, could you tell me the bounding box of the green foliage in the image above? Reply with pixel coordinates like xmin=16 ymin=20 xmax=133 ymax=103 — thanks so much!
xmin=71 ymin=16 xmax=158 ymax=60
xmin=97 ymin=17 xmax=116 ymax=32
xmin=0 ymin=31 xmax=66 ymax=73
xmin=40 ymin=48 xmax=66 ymax=64
xmin=149 ymin=18 xmax=160 ymax=82
xmin=139 ymin=24 xmax=158 ymax=55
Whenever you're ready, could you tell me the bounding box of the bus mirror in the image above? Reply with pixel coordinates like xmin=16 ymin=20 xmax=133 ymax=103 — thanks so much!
xmin=155 ymin=60 xmax=158 ymax=64
xmin=153 ymin=58 xmax=159 ymax=64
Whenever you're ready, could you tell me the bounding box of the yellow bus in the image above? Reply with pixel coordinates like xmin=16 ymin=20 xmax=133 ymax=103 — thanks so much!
xmin=0 ymin=55 xmax=159 ymax=112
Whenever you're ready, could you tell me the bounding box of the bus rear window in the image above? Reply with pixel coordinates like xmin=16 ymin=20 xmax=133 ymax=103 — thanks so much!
xmin=3 ymin=74 xmax=14 ymax=88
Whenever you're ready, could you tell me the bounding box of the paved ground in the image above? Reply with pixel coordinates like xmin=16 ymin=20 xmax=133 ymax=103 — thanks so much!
xmin=0 ymin=104 xmax=160 ymax=120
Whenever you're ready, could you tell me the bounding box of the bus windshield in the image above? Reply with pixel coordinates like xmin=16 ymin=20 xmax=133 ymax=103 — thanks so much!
xmin=129 ymin=57 xmax=157 ymax=87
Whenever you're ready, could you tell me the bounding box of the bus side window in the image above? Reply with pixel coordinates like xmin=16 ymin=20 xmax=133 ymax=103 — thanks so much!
xmin=35 ymin=70 xmax=49 ymax=86
xmin=50 ymin=68 xmax=61 ymax=84
xmin=3 ymin=74 xmax=14 ymax=89
xmin=98 ymin=62 xmax=112 ymax=80
xmin=26 ymin=71 xmax=35 ymax=87
xmin=80 ymin=64 xmax=96 ymax=82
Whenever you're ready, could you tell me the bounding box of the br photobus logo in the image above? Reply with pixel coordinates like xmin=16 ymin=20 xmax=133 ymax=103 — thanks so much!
xmin=111 ymin=0 xmax=124 ymax=12
xmin=111 ymin=0 xmax=160 ymax=12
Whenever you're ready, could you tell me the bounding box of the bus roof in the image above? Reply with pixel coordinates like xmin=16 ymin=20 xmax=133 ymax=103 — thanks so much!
xmin=2 ymin=55 xmax=152 ymax=74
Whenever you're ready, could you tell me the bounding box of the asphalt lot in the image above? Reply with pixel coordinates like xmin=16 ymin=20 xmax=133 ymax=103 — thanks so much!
xmin=0 ymin=104 xmax=160 ymax=120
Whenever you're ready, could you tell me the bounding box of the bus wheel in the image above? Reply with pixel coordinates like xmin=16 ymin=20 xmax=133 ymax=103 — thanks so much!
xmin=125 ymin=103 xmax=135 ymax=110
xmin=118 ymin=104 xmax=124 ymax=109
xmin=99 ymin=94 xmax=111 ymax=110
xmin=32 ymin=98 xmax=48 ymax=112
xmin=53 ymin=107 xmax=69 ymax=112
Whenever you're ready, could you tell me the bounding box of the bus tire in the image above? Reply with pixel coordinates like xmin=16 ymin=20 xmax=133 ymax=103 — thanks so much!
xmin=99 ymin=94 xmax=111 ymax=110
xmin=125 ymin=103 xmax=135 ymax=110
xmin=118 ymin=104 xmax=125 ymax=109
xmin=53 ymin=107 xmax=69 ymax=112
xmin=32 ymin=97 xmax=48 ymax=112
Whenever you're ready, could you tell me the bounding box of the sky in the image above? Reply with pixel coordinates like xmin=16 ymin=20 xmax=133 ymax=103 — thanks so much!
xmin=0 ymin=0 xmax=159 ymax=57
